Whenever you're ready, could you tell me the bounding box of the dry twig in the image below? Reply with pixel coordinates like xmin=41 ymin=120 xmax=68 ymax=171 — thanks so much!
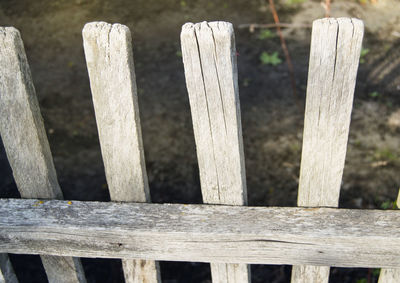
xmin=322 ymin=0 xmax=332 ymax=18
xmin=238 ymin=23 xmax=311 ymax=32
xmin=268 ymin=0 xmax=300 ymax=110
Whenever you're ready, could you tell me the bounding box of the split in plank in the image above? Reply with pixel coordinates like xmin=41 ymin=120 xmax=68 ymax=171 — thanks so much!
xmin=292 ymin=18 xmax=364 ymax=283
xmin=181 ymin=21 xmax=249 ymax=283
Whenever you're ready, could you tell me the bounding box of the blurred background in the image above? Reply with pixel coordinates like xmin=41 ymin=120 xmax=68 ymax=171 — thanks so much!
xmin=0 ymin=0 xmax=399 ymax=282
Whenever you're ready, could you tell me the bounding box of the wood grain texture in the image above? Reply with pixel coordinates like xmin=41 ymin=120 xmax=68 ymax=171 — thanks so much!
xmin=379 ymin=188 xmax=400 ymax=282
xmin=1 ymin=199 xmax=400 ymax=268
xmin=181 ymin=21 xmax=246 ymax=206
xmin=121 ymin=259 xmax=160 ymax=283
xmin=298 ymin=17 xmax=364 ymax=207
xmin=82 ymin=22 xmax=149 ymax=203
xmin=292 ymin=18 xmax=364 ymax=283
xmin=0 ymin=27 xmax=86 ymax=283
xmin=291 ymin=265 xmax=330 ymax=283
xmin=210 ymin=263 xmax=249 ymax=283
xmin=0 ymin=28 xmax=62 ymax=200
xmin=181 ymin=21 xmax=249 ymax=283
xmin=82 ymin=22 xmax=160 ymax=283
xmin=41 ymin=255 xmax=87 ymax=283
xmin=0 ymin=254 xmax=18 ymax=283
xmin=378 ymin=269 xmax=400 ymax=283
xmin=378 ymin=189 xmax=400 ymax=282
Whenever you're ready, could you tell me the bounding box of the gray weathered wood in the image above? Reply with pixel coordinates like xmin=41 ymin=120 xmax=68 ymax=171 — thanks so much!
xmin=121 ymin=259 xmax=160 ymax=283
xmin=0 ymin=28 xmax=62 ymax=199
xmin=1 ymin=199 xmax=400 ymax=268
xmin=41 ymin=255 xmax=86 ymax=283
xmin=291 ymin=18 xmax=364 ymax=283
xmin=0 ymin=254 xmax=18 ymax=283
xmin=291 ymin=265 xmax=330 ymax=283
xmin=378 ymin=269 xmax=400 ymax=283
xmin=181 ymin=21 xmax=247 ymax=206
xmin=377 ymin=189 xmax=400 ymax=283
xmin=0 ymin=27 xmax=86 ymax=283
xmin=298 ymin=17 xmax=364 ymax=206
xmin=210 ymin=263 xmax=249 ymax=283
xmin=82 ymin=22 xmax=160 ymax=283
xmin=82 ymin=22 xmax=149 ymax=203
xmin=181 ymin=21 xmax=249 ymax=283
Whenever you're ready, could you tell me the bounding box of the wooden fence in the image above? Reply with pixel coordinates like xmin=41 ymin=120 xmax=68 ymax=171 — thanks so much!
xmin=0 ymin=17 xmax=399 ymax=283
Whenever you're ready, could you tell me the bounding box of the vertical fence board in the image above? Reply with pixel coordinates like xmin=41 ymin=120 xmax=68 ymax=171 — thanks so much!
xmin=0 ymin=254 xmax=18 ymax=283
xmin=291 ymin=18 xmax=364 ymax=283
xmin=378 ymin=269 xmax=400 ymax=283
xmin=181 ymin=21 xmax=250 ymax=283
xmin=0 ymin=27 xmax=86 ymax=283
xmin=378 ymin=188 xmax=400 ymax=282
xmin=41 ymin=255 xmax=86 ymax=283
xmin=82 ymin=22 xmax=160 ymax=283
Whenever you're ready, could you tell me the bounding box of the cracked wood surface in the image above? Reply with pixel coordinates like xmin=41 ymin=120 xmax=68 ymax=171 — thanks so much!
xmin=1 ymin=199 xmax=400 ymax=268
xmin=291 ymin=18 xmax=364 ymax=283
xmin=181 ymin=21 xmax=249 ymax=283
xmin=0 ymin=27 xmax=86 ymax=283
xmin=82 ymin=22 xmax=160 ymax=283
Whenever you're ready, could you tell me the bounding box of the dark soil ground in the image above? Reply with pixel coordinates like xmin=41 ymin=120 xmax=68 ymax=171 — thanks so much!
xmin=1 ymin=0 xmax=400 ymax=282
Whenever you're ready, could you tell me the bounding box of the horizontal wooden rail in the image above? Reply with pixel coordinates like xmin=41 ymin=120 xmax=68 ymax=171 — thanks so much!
xmin=0 ymin=198 xmax=399 ymax=268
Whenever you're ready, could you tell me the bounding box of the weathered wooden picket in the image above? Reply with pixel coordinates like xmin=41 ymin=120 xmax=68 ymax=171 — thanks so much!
xmin=0 ymin=17 xmax=399 ymax=283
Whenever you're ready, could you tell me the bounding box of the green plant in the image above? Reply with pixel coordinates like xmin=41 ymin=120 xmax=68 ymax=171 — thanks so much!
xmin=260 ymin=51 xmax=282 ymax=66
xmin=373 ymin=268 xmax=381 ymax=277
xmin=258 ymin=29 xmax=275 ymax=40
xmin=357 ymin=268 xmax=381 ymax=283
xmin=242 ymin=78 xmax=251 ymax=87
xmin=381 ymin=200 xmax=396 ymax=210
xmin=360 ymin=47 xmax=369 ymax=63
xmin=286 ymin=0 xmax=306 ymax=4
xmin=354 ymin=140 xmax=362 ymax=147
xmin=373 ymin=148 xmax=397 ymax=162
xmin=359 ymin=0 xmax=378 ymax=4
xmin=289 ymin=142 xmax=301 ymax=154
xmin=369 ymin=91 xmax=380 ymax=98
